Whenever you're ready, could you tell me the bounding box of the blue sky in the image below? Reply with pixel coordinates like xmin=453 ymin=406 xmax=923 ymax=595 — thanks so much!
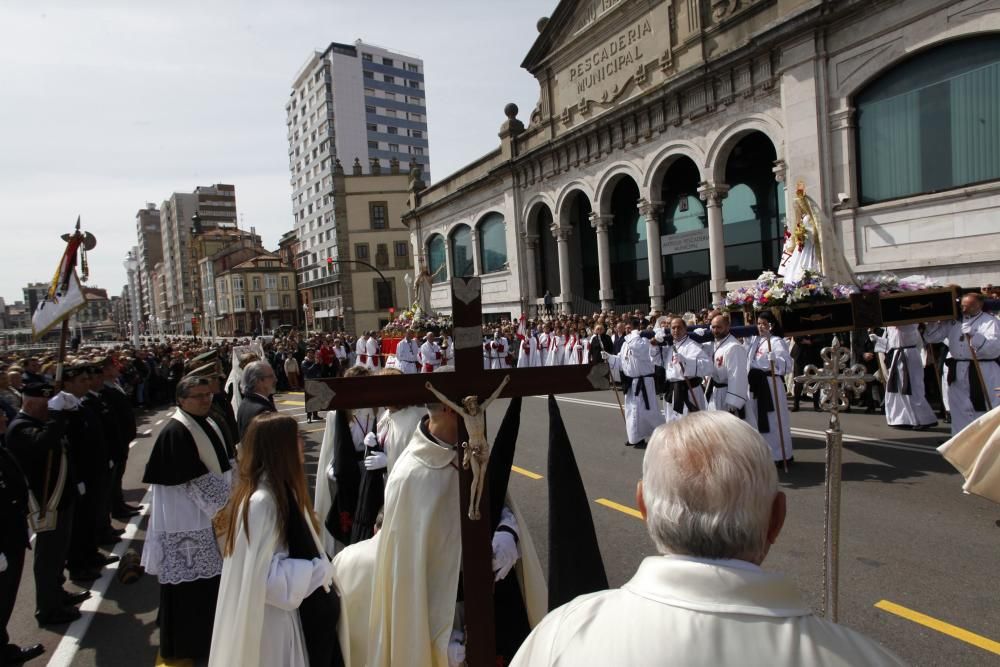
xmin=0 ymin=0 xmax=558 ymax=304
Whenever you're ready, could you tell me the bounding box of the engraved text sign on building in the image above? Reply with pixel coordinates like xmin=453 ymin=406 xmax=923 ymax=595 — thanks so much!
xmin=556 ymin=5 xmax=668 ymax=127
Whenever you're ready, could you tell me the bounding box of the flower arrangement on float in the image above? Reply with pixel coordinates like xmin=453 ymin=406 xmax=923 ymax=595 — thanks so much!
xmin=382 ymin=304 xmax=453 ymax=337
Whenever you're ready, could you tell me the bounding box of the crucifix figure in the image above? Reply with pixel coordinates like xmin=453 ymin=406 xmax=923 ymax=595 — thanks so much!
xmin=306 ymin=276 xmax=610 ymax=666
xmin=794 ymin=337 xmax=872 ymax=623
xmin=426 ymin=375 xmax=510 ymax=520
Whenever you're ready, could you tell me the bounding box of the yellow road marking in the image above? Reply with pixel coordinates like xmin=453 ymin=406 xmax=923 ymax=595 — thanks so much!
xmin=511 ymin=465 xmax=542 ymax=480
xmin=304 ymin=426 xmax=326 ymax=433
xmin=875 ymin=600 xmax=1000 ymax=656
xmin=155 ymin=653 xmax=193 ymax=667
xmin=595 ymin=498 xmax=643 ymax=520
xmin=279 ymin=399 xmax=305 ymax=406
xmin=286 ymin=391 xmax=304 ymax=395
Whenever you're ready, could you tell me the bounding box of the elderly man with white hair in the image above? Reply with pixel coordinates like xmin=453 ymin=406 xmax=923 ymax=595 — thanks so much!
xmin=235 ymin=360 xmax=277 ymax=440
xmin=511 ymin=412 xmax=904 ymax=666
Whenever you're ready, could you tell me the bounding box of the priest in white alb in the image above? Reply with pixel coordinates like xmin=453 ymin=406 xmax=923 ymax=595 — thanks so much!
xmin=662 ymin=317 xmax=712 ymax=422
xmin=705 ymin=315 xmax=749 ymax=418
xmin=511 ymin=412 xmax=905 ymax=666
xmin=142 ymin=376 xmax=235 ymax=662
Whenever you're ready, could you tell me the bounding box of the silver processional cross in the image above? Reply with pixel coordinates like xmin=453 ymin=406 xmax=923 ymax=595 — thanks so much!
xmin=794 ymin=336 xmax=873 ymax=623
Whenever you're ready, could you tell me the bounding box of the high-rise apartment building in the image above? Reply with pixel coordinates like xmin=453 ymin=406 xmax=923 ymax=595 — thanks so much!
xmin=159 ymin=184 xmax=238 ymax=333
xmin=136 ymin=203 xmax=163 ymax=330
xmin=287 ymin=39 xmax=430 ymax=330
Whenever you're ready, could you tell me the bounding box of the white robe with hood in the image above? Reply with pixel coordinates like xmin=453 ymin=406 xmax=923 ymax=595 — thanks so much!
xmin=367 ymin=420 xmax=547 ymax=667
xmin=209 ymin=485 xmax=336 ymax=667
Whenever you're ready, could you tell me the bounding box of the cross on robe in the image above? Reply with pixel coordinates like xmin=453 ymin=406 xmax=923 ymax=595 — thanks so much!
xmin=305 ymin=277 xmax=611 ymax=666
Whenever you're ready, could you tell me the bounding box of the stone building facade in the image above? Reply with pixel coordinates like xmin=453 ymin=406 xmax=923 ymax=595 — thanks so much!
xmin=406 ymin=0 xmax=1000 ymax=317
xmin=214 ymin=253 xmax=298 ymax=336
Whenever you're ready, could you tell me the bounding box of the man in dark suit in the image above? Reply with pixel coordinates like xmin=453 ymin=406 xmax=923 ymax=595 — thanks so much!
xmin=0 ymin=410 xmax=46 ymax=664
xmin=611 ymin=322 xmax=630 ymax=355
xmin=236 ymin=360 xmax=277 ymax=440
xmin=98 ymin=357 xmax=140 ymax=520
xmin=589 ymin=324 xmax=614 ymax=364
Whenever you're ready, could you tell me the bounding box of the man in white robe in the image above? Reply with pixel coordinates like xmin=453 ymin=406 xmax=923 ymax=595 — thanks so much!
xmin=705 ymin=315 xmax=749 ymax=419
xmin=354 ymin=334 xmax=369 ymax=368
xmin=332 ymin=522 xmax=381 ymax=667
xmin=925 ymin=293 xmax=1000 ymax=435
xmin=517 ymin=333 xmax=539 ymax=368
xmin=142 ymin=376 xmax=234 ymax=661
xmin=870 ymin=324 xmax=937 ymax=429
xmin=662 ymin=318 xmax=712 ymax=422
xmin=603 ymin=326 xmax=665 ymax=448
xmin=419 ymin=333 xmax=444 ymax=373
xmin=546 ymin=327 xmax=565 ymax=367
xmin=395 ymin=330 xmax=420 ymax=374
xmin=367 ymin=393 xmax=547 ymax=667
xmin=511 ymin=412 xmax=905 ymax=667
xmin=366 ymin=333 xmax=381 ymax=371
xmin=746 ymin=314 xmax=794 ymax=464
xmin=537 ymin=325 xmax=552 ymax=367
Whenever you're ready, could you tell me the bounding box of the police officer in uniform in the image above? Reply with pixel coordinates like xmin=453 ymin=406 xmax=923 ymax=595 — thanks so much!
xmin=81 ymin=361 xmax=123 ymax=546
xmin=7 ymin=382 xmax=89 ymax=627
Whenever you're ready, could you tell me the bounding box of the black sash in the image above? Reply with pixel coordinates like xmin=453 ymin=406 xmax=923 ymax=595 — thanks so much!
xmin=631 ymin=374 xmax=653 ymax=411
xmin=886 ymin=346 xmax=915 ymax=395
xmin=664 ymin=378 xmax=702 ymax=414
xmin=747 ymin=368 xmax=774 ymax=433
xmin=945 ymin=357 xmax=999 ymax=412
xmin=705 ymin=379 xmax=727 ymax=401
xmin=285 ymin=491 xmax=345 ymax=667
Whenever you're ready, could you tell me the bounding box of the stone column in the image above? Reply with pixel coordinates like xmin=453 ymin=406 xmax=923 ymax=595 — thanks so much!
xmin=469 ymin=229 xmax=482 ymax=276
xmin=698 ymin=183 xmax=730 ymax=304
xmin=443 ymin=239 xmax=453 ymax=281
xmin=552 ymin=225 xmax=574 ymax=314
xmin=637 ymin=198 xmax=665 ymax=312
xmin=588 ymin=213 xmax=615 ymax=311
xmin=523 ymin=233 xmax=539 ymax=311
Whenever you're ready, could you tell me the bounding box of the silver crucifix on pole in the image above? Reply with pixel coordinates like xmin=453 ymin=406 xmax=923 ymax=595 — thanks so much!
xmin=793 ymin=336 xmax=873 ymax=623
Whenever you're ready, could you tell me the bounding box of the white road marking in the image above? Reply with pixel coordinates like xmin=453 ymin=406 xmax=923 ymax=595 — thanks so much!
xmin=45 ymin=488 xmax=152 ymax=667
xmin=529 ymin=395 xmax=941 ymax=455
xmin=128 ymin=440 xmax=138 ymax=449
xmin=140 ymin=429 xmax=152 ymax=436
xmin=154 ymin=419 xmax=164 ymax=426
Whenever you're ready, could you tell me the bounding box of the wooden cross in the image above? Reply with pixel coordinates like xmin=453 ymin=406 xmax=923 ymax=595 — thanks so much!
xmin=305 ymin=276 xmax=611 ymax=666
xmin=793 ymin=337 xmax=873 ymax=623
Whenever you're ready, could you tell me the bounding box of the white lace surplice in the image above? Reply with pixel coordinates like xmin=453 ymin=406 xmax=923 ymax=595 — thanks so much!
xmin=142 ymin=469 xmax=233 ymax=584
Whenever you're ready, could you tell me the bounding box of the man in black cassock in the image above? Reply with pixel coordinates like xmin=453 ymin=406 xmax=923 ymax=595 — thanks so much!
xmin=236 ymin=360 xmax=277 ymax=440
xmin=141 ymin=375 xmax=234 ymax=661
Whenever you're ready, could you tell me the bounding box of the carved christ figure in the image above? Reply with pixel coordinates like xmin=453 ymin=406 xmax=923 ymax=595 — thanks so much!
xmin=425 ymin=375 xmax=510 ymax=520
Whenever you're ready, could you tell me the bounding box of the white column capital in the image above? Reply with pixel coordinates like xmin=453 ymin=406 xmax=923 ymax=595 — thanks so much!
xmin=551 ymin=224 xmax=573 ymax=242
xmin=772 ymin=159 xmax=787 ymax=184
xmin=588 ymin=212 xmax=614 ymax=232
xmin=697 ymin=182 xmax=730 ymax=206
xmin=522 ymin=233 xmax=539 ymax=249
xmin=636 ymin=198 xmax=664 ymax=219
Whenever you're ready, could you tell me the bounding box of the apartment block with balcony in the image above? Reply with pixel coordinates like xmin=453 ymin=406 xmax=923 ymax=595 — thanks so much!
xmin=136 ymin=203 xmax=162 ymax=329
xmin=214 ymin=254 xmax=297 ymax=336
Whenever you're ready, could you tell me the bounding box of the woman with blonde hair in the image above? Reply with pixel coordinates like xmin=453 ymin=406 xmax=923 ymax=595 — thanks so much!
xmin=210 ymin=413 xmax=344 ymax=667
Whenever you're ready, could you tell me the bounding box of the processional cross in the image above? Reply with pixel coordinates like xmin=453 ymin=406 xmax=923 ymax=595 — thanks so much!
xmin=306 ymin=277 xmax=610 ymax=666
xmin=794 ymin=337 xmax=873 ymax=623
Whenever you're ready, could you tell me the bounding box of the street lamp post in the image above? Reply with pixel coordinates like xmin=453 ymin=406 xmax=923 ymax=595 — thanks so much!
xmin=403 ymin=272 xmax=413 ymax=309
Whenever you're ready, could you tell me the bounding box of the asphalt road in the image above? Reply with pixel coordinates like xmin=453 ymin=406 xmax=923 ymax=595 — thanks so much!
xmin=8 ymin=390 xmax=999 ymax=666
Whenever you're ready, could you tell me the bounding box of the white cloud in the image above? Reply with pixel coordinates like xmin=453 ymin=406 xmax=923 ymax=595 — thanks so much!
xmin=0 ymin=0 xmax=557 ymax=303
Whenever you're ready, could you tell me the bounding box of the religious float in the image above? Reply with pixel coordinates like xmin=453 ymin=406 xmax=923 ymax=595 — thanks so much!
xmin=721 ymin=183 xmax=959 ymax=334
xmin=380 ymin=304 xmax=453 ymax=367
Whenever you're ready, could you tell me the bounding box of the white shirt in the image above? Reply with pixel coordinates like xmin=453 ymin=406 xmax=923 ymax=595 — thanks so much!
xmin=511 ymin=556 xmax=905 ymax=666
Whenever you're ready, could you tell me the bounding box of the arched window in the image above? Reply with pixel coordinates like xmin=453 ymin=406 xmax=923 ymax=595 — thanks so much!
xmin=857 ymin=36 xmax=1000 ymax=204
xmin=449 ymin=224 xmax=475 ymax=277
xmin=426 ymin=234 xmax=447 ymax=284
xmin=477 ymin=213 xmax=507 ymax=273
